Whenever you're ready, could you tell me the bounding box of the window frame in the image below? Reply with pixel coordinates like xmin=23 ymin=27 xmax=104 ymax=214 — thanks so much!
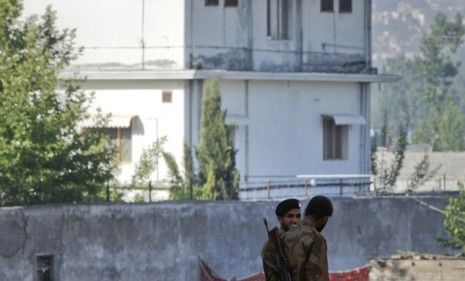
xmin=36 ymin=254 xmax=54 ymax=281
xmin=339 ymin=0 xmax=352 ymax=13
xmin=90 ymin=127 xmax=132 ymax=164
xmin=162 ymin=90 xmax=173 ymax=103
xmin=323 ymin=117 xmax=348 ymax=161
xmin=205 ymin=0 xmax=219 ymax=6
xmin=224 ymin=0 xmax=238 ymax=7
xmin=321 ymin=0 xmax=334 ymax=13
xmin=266 ymin=0 xmax=290 ymax=40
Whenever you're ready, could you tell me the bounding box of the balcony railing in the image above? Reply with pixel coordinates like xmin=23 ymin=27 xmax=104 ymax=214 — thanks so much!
xmin=239 ymin=175 xmax=372 ymax=201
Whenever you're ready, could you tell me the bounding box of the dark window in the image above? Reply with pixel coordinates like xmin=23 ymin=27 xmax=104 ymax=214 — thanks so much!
xmin=37 ymin=255 xmax=54 ymax=281
xmin=91 ymin=127 xmax=132 ymax=163
xmin=267 ymin=0 xmax=271 ymax=36
xmin=339 ymin=0 xmax=352 ymax=13
xmin=321 ymin=0 xmax=334 ymax=12
xmin=162 ymin=91 xmax=173 ymax=103
xmin=205 ymin=0 xmax=219 ymax=6
xmin=266 ymin=0 xmax=290 ymax=39
xmin=323 ymin=117 xmax=348 ymax=160
xmin=225 ymin=0 xmax=238 ymax=7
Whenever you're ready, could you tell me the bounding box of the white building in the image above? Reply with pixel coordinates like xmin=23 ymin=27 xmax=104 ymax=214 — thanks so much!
xmin=23 ymin=0 xmax=398 ymax=200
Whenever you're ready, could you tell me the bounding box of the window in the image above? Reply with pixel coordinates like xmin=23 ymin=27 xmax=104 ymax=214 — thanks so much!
xmin=205 ymin=0 xmax=219 ymax=6
xmin=162 ymin=91 xmax=172 ymax=103
xmin=266 ymin=0 xmax=290 ymax=39
xmin=37 ymin=255 xmax=54 ymax=281
xmin=339 ymin=0 xmax=352 ymax=13
xmin=321 ymin=0 xmax=334 ymax=12
xmin=92 ymin=127 xmax=132 ymax=163
xmin=225 ymin=0 xmax=238 ymax=7
xmin=323 ymin=117 xmax=348 ymax=160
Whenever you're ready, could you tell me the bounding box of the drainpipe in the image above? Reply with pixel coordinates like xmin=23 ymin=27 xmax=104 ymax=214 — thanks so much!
xmin=247 ymin=0 xmax=254 ymax=70
xmin=364 ymin=0 xmax=372 ymax=72
xmin=295 ymin=0 xmax=303 ymax=71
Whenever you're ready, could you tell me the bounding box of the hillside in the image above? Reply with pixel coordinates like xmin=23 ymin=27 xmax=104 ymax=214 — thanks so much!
xmin=373 ymin=0 xmax=465 ymax=66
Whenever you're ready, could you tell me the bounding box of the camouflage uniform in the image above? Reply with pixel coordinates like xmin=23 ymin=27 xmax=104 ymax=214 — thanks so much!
xmin=282 ymin=223 xmax=329 ymax=281
xmin=261 ymin=227 xmax=284 ymax=281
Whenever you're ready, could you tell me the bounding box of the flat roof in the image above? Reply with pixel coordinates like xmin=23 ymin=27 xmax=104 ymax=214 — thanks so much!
xmin=60 ymin=69 xmax=400 ymax=83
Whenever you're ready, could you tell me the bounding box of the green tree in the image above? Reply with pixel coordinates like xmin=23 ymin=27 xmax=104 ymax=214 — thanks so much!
xmin=130 ymin=137 xmax=166 ymax=202
xmin=414 ymin=13 xmax=465 ymax=150
xmin=444 ymin=182 xmax=465 ymax=252
xmin=165 ymin=143 xmax=208 ymax=200
xmin=196 ymin=79 xmax=239 ymax=200
xmin=374 ymin=127 xmax=407 ymax=193
xmin=0 ymin=1 xmax=115 ymax=206
xmin=407 ymin=153 xmax=441 ymax=193
xmin=183 ymin=143 xmax=195 ymax=199
xmin=373 ymin=13 xmax=465 ymax=151
xmin=131 ymin=137 xmax=166 ymax=187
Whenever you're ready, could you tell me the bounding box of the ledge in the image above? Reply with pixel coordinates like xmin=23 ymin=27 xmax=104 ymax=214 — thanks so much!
xmin=60 ymin=69 xmax=400 ymax=83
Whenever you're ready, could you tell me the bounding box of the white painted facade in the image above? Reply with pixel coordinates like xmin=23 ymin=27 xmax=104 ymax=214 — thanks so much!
xmin=23 ymin=0 xmax=398 ymax=199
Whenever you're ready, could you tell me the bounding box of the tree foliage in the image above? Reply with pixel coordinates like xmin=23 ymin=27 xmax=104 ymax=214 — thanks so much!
xmin=196 ymin=79 xmax=239 ymax=200
xmin=444 ymin=182 xmax=465 ymax=252
xmin=0 ymin=1 xmax=115 ymax=206
xmin=165 ymin=143 xmax=212 ymax=201
xmin=407 ymin=153 xmax=441 ymax=193
xmin=374 ymin=127 xmax=407 ymax=192
xmin=131 ymin=136 xmax=167 ymax=187
xmin=373 ymin=13 xmax=465 ymax=151
xmin=165 ymin=80 xmax=240 ymax=201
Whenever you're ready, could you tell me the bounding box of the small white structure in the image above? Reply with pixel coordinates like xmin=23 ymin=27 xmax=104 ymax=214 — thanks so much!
xmin=23 ymin=0 xmax=398 ymax=200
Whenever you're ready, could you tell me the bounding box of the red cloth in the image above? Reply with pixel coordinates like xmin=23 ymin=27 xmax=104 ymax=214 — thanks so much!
xmin=200 ymin=259 xmax=370 ymax=281
xmin=329 ymin=266 xmax=371 ymax=281
xmin=200 ymin=259 xmax=227 ymax=281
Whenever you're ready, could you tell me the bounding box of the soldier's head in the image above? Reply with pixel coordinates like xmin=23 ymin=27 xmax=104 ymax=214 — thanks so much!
xmin=275 ymin=198 xmax=301 ymax=231
xmin=304 ymin=195 xmax=333 ymax=232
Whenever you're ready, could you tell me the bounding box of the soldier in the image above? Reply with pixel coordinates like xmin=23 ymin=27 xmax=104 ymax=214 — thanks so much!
xmin=282 ymin=195 xmax=333 ymax=281
xmin=261 ymin=198 xmax=301 ymax=281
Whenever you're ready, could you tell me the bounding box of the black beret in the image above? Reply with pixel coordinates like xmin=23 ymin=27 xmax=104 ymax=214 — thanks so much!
xmin=275 ymin=198 xmax=300 ymax=217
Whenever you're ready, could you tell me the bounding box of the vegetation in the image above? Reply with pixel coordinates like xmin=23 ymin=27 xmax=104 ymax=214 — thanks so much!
xmin=0 ymin=1 xmax=115 ymax=206
xmin=196 ymin=79 xmax=240 ymax=200
xmin=443 ymin=182 xmax=465 ymax=252
xmin=164 ymin=79 xmax=239 ymax=200
xmin=131 ymin=137 xmax=167 ymax=187
xmin=373 ymin=13 xmax=465 ymax=151
xmin=373 ymin=127 xmax=408 ymax=192
xmin=165 ymin=144 xmax=202 ymax=200
xmin=133 ymin=80 xmax=240 ymax=201
xmin=407 ymin=153 xmax=441 ymax=193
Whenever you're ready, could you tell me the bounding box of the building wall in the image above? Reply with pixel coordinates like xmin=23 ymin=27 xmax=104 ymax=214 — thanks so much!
xmin=23 ymin=0 xmax=186 ymax=69
xmin=215 ymin=80 xmax=365 ymax=182
xmin=302 ymin=0 xmax=368 ymax=72
xmin=81 ymin=80 xmax=187 ymax=186
xmin=188 ymin=0 xmax=369 ymax=72
xmin=186 ymin=0 xmax=251 ymax=70
xmin=0 ymin=197 xmax=455 ymax=281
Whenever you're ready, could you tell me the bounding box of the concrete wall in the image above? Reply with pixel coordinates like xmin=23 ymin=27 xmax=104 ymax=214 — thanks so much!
xmin=0 ymin=197 xmax=456 ymax=281
xmin=370 ymin=259 xmax=465 ymax=281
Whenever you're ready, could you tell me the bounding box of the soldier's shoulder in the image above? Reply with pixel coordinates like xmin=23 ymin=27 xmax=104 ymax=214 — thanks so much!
xmin=299 ymin=224 xmax=321 ymax=245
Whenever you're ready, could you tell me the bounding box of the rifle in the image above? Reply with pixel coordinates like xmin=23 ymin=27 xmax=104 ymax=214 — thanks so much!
xmin=263 ymin=218 xmax=293 ymax=281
